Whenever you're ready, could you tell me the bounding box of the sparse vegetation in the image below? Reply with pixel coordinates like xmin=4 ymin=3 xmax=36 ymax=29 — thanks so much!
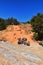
xmin=14 ymin=33 xmax=16 ymax=36
xmin=20 ymin=31 xmax=22 ymax=34
xmin=15 ymin=37 xmax=16 ymax=39
xmin=17 ymin=29 xmax=21 ymax=31
xmin=25 ymin=30 xmax=28 ymax=35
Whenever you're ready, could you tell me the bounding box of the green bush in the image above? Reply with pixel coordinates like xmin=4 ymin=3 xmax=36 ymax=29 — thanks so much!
xmin=33 ymin=33 xmax=39 ymax=40
xmin=30 ymin=13 xmax=43 ymax=40
xmin=6 ymin=18 xmax=20 ymax=26
xmin=0 ymin=18 xmax=20 ymax=31
xmin=0 ymin=18 xmax=6 ymax=30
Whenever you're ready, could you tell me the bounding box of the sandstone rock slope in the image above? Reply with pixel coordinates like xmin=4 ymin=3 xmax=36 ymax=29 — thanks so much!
xmin=0 ymin=41 xmax=43 ymax=65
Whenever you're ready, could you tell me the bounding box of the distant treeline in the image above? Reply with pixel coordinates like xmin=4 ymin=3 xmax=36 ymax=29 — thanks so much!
xmin=0 ymin=18 xmax=20 ymax=30
xmin=0 ymin=17 xmax=29 ymax=30
xmin=0 ymin=13 xmax=43 ymax=40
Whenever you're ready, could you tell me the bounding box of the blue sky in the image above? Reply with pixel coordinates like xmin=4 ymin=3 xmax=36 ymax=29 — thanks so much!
xmin=0 ymin=0 xmax=43 ymax=22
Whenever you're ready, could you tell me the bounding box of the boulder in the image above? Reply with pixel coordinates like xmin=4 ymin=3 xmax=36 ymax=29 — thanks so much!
xmin=18 ymin=38 xmax=22 ymax=44
xmin=22 ymin=38 xmax=27 ymax=41
xmin=39 ymin=42 xmax=43 ymax=47
xmin=26 ymin=41 xmax=30 ymax=46
xmin=18 ymin=38 xmax=30 ymax=46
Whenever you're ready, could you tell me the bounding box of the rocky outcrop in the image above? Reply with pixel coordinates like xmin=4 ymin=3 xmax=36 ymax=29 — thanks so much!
xmin=18 ymin=38 xmax=30 ymax=46
xmin=0 ymin=24 xmax=36 ymax=45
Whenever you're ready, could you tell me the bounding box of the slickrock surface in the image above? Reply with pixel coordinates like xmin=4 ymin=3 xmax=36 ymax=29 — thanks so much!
xmin=0 ymin=41 xmax=43 ymax=65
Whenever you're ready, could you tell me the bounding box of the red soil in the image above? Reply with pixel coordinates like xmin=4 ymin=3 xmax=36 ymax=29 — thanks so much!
xmin=0 ymin=24 xmax=37 ymax=45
